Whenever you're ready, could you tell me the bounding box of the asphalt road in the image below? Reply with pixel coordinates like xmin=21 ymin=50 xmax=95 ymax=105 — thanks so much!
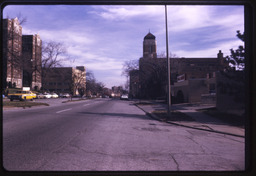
xmin=3 ymin=98 xmax=245 ymax=171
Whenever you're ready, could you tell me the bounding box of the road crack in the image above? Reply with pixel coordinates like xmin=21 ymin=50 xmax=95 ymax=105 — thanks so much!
xmin=170 ymin=153 xmax=179 ymax=171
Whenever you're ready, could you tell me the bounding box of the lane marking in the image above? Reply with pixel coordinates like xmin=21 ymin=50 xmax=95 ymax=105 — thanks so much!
xmin=56 ymin=108 xmax=72 ymax=114
xmin=83 ymin=102 xmax=101 ymax=107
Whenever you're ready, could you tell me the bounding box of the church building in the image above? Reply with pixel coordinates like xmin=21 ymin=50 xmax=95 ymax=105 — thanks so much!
xmin=129 ymin=32 xmax=229 ymax=103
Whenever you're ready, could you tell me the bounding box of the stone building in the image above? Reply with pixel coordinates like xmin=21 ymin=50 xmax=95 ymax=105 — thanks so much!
xmin=2 ymin=18 xmax=23 ymax=88
xmin=172 ymin=51 xmax=228 ymax=103
xmin=130 ymin=32 xmax=229 ymax=102
xmin=22 ymin=34 xmax=42 ymax=90
xmin=42 ymin=66 xmax=86 ymax=96
xmin=143 ymin=32 xmax=157 ymax=59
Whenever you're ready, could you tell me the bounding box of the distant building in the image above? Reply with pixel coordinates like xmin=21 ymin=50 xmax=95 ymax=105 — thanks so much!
xmin=2 ymin=18 xmax=23 ymax=88
xmin=172 ymin=51 xmax=228 ymax=103
xmin=22 ymin=34 xmax=42 ymax=90
xmin=130 ymin=32 xmax=229 ymax=102
xmin=111 ymin=86 xmax=123 ymax=97
xmin=42 ymin=66 xmax=86 ymax=95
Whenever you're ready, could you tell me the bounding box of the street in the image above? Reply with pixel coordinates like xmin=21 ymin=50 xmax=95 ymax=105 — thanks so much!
xmin=3 ymin=98 xmax=244 ymax=171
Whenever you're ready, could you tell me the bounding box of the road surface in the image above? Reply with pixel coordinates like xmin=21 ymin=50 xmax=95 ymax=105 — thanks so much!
xmin=3 ymin=98 xmax=244 ymax=171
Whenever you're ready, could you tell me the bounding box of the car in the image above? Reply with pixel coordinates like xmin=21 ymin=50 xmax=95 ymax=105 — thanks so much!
xmin=51 ymin=93 xmax=59 ymax=98
xmin=60 ymin=93 xmax=70 ymax=98
xmin=8 ymin=90 xmax=37 ymax=101
xmin=43 ymin=93 xmax=52 ymax=99
xmin=120 ymin=94 xmax=129 ymax=100
xmin=36 ymin=93 xmax=45 ymax=99
xmin=102 ymin=95 xmax=109 ymax=98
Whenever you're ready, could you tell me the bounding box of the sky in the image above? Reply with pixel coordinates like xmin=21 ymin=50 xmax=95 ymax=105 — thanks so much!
xmin=3 ymin=5 xmax=244 ymax=88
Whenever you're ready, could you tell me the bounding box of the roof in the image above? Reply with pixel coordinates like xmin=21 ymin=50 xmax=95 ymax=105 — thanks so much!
xmin=144 ymin=32 xmax=156 ymax=40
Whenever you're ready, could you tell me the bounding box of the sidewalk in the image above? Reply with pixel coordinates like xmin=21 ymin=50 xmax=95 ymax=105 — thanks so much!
xmin=134 ymin=100 xmax=245 ymax=138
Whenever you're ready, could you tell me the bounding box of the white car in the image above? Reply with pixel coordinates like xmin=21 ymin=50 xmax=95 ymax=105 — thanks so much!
xmin=120 ymin=94 xmax=129 ymax=100
xmin=43 ymin=93 xmax=52 ymax=99
xmin=51 ymin=93 xmax=59 ymax=98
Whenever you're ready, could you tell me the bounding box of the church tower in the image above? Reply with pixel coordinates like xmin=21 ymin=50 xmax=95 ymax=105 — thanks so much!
xmin=143 ymin=32 xmax=157 ymax=58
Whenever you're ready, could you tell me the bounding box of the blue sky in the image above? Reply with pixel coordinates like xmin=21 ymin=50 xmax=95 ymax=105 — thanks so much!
xmin=3 ymin=5 xmax=244 ymax=88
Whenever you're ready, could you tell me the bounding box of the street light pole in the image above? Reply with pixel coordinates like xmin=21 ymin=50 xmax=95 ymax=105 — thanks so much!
xmin=165 ymin=5 xmax=171 ymax=115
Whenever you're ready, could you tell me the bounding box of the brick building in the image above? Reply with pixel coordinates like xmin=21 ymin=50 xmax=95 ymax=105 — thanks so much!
xmin=2 ymin=18 xmax=23 ymax=88
xmin=143 ymin=32 xmax=157 ymax=59
xmin=22 ymin=34 xmax=42 ymax=90
xmin=130 ymin=32 xmax=229 ymax=102
xmin=42 ymin=66 xmax=86 ymax=96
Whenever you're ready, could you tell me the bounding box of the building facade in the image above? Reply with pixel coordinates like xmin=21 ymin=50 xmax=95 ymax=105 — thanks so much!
xmin=2 ymin=18 xmax=23 ymax=88
xmin=130 ymin=32 xmax=229 ymax=102
xmin=42 ymin=66 xmax=86 ymax=96
xmin=22 ymin=34 xmax=42 ymax=90
xmin=172 ymin=51 xmax=228 ymax=103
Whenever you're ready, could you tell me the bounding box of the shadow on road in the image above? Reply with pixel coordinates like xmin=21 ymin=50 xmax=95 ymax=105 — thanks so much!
xmin=77 ymin=111 xmax=151 ymax=120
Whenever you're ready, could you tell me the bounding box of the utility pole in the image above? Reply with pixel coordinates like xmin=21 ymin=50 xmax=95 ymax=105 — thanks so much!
xmin=165 ymin=5 xmax=171 ymax=115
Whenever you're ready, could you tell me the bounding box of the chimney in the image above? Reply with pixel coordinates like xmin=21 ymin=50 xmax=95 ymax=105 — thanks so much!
xmin=217 ymin=50 xmax=223 ymax=59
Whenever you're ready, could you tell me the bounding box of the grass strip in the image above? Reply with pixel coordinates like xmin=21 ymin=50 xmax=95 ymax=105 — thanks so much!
xmin=3 ymin=101 xmax=49 ymax=108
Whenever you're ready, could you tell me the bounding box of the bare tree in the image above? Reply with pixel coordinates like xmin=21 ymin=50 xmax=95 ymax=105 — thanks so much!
xmin=16 ymin=12 xmax=27 ymax=25
xmin=6 ymin=13 xmax=27 ymax=25
xmin=121 ymin=59 xmax=139 ymax=94
xmin=72 ymin=70 xmax=86 ymax=97
xmin=121 ymin=59 xmax=139 ymax=78
xmin=41 ymin=41 xmax=68 ymax=68
xmin=41 ymin=41 xmax=69 ymax=90
xmin=139 ymin=57 xmax=167 ymax=99
xmin=86 ymin=70 xmax=105 ymax=96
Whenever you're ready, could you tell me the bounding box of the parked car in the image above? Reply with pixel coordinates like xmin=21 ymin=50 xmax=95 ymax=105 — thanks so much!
xmin=120 ymin=94 xmax=129 ymax=100
xmin=60 ymin=93 xmax=70 ymax=98
xmin=43 ymin=93 xmax=52 ymax=99
xmin=8 ymin=90 xmax=36 ymax=101
xmin=51 ymin=93 xmax=59 ymax=98
xmin=36 ymin=93 xmax=45 ymax=99
xmin=102 ymin=95 xmax=109 ymax=98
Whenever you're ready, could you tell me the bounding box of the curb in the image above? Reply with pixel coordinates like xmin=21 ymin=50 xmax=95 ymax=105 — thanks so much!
xmin=135 ymin=104 xmax=245 ymax=138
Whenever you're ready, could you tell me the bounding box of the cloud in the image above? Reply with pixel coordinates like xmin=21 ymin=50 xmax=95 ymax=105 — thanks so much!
xmin=3 ymin=5 xmax=244 ymax=88
xmin=168 ymin=6 xmax=243 ymax=33
xmin=91 ymin=5 xmax=164 ymax=21
xmin=175 ymin=38 xmax=243 ymax=58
